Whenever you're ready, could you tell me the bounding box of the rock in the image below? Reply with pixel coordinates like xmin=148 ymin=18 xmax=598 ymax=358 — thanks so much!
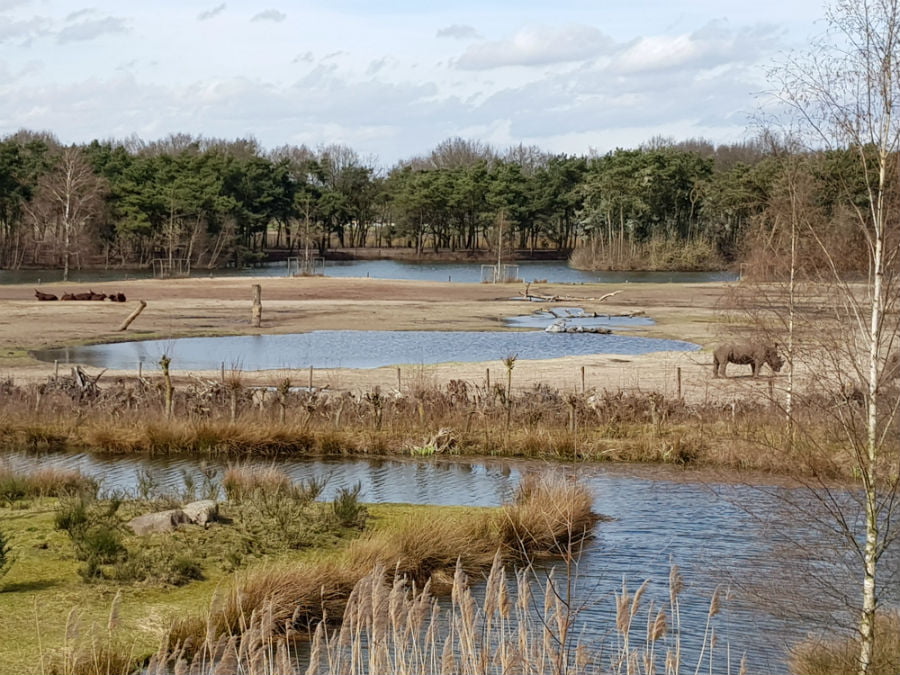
xmin=545 ymin=319 xmax=567 ymax=333
xmin=182 ymin=499 xmax=218 ymax=527
xmin=128 ymin=509 xmax=191 ymax=535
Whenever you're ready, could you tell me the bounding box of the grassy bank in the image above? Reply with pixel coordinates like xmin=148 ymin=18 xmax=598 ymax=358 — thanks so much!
xmin=0 ymin=465 xmax=598 ymax=675
xmin=0 ymin=374 xmax=892 ymax=480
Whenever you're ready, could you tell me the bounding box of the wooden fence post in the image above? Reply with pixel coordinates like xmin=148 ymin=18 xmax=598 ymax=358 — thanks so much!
xmin=251 ymin=284 xmax=262 ymax=328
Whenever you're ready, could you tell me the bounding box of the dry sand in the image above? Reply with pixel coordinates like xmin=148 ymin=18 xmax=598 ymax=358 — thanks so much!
xmin=0 ymin=275 xmax=771 ymax=403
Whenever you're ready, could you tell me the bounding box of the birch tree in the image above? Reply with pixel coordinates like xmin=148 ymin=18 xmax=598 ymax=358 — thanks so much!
xmin=27 ymin=145 xmax=106 ymax=280
xmin=773 ymin=1 xmax=900 ymax=672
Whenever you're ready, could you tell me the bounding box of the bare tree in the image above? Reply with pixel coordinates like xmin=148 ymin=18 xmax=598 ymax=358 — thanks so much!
xmin=772 ymin=1 xmax=900 ymax=671
xmin=25 ymin=145 xmax=106 ymax=280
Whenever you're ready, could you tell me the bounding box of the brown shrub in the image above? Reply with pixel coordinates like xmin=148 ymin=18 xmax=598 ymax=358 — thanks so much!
xmin=789 ymin=612 xmax=900 ymax=674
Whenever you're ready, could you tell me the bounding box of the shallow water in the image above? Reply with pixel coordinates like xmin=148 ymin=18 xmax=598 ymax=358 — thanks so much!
xmin=34 ymin=329 xmax=698 ymax=371
xmin=2 ymin=450 xmax=882 ymax=674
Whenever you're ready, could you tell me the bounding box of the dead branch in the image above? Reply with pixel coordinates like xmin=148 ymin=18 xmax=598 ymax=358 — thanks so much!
xmin=520 ymin=284 xmax=623 ymax=304
xmin=118 ymin=300 xmax=147 ymax=331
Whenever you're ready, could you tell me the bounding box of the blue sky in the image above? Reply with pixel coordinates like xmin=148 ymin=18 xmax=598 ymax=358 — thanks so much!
xmin=0 ymin=0 xmax=828 ymax=166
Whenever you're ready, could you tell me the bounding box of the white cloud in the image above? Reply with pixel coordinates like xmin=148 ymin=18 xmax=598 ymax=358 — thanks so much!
xmin=252 ymin=9 xmax=286 ymax=23
xmin=0 ymin=1 xmax=825 ymax=165
xmin=65 ymin=8 xmax=95 ymax=22
xmin=611 ymin=21 xmax=781 ymax=74
xmin=366 ymin=57 xmax=387 ymax=76
xmin=58 ymin=16 xmax=128 ymax=43
xmin=197 ymin=4 xmax=226 ymax=21
xmin=0 ymin=15 xmax=50 ymax=44
xmin=436 ymin=24 xmax=480 ymax=40
xmin=456 ymin=25 xmax=612 ymax=69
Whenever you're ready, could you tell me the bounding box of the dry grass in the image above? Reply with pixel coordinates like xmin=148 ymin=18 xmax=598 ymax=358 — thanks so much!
xmin=789 ymin=612 xmax=900 ymax=675
xmin=0 ymin=463 xmax=98 ymax=502
xmin=0 ymin=376 xmax=895 ymax=479
xmin=47 ymin=593 xmax=142 ymax=675
xmin=149 ymin=556 xmax=736 ymax=675
xmin=222 ymin=465 xmax=293 ymax=500
xmin=163 ymin=471 xmax=600 ymax=661
xmin=499 ymin=472 xmax=598 ymax=556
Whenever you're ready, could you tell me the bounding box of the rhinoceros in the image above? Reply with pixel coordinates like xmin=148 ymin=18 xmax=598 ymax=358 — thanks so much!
xmin=713 ymin=342 xmax=783 ymax=378
xmin=128 ymin=509 xmax=191 ymax=535
xmin=182 ymin=500 xmax=218 ymax=528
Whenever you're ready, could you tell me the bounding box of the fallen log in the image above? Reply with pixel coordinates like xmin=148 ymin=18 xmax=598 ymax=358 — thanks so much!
xmin=521 ymin=285 xmax=623 ymax=304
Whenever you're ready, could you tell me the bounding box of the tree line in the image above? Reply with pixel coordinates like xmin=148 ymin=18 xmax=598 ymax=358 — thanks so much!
xmin=0 ymin=128 xmax=883 ymax=275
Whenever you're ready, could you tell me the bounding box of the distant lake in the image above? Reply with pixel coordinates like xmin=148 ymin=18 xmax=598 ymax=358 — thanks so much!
xmin=3 ymin=260 xmax=737 ymax=286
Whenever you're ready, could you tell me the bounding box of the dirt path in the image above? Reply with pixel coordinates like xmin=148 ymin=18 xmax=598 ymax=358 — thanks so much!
xmin=0 ymin=276 xmax=772 ymax=402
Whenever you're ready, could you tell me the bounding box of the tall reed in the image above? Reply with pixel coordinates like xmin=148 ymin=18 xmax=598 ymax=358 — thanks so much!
xmin=149 ymin=556 xmax=735 ymax=675
xmin=163 ymin=472 xmax=600 ymax=659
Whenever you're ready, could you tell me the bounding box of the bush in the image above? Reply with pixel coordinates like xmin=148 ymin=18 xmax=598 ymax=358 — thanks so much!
xmin=114 ymin=548 xmax=204 ymax=586
xmin=56 ymin=496 xmax=127 ymax=581
xmin=790 ymin=612 xmax=900 ymax=674
xmin=331 ymin=482 xmax=367 ymax=528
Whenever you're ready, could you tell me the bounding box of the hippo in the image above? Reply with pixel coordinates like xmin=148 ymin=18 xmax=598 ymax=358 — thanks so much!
xmin=713 ymin=342 xmax=783 ymax=378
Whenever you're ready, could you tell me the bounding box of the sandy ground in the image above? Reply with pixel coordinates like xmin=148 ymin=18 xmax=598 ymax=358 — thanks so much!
xmin=0 ymin=275 xmax=773 ymax=403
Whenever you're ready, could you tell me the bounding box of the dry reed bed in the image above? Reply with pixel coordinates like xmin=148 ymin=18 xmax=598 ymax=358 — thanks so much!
xmin=162 ymin=472 xmax=601 ymax=664
xmin=789 ymin=612 xmax=900 ymax=675
xmin=0 ymin=375 xmax=893 ymax=479
xmin=147 ymin=557 xmax=735 ymax=675
xmin=0 ymin=462 xmax=98 ymax=501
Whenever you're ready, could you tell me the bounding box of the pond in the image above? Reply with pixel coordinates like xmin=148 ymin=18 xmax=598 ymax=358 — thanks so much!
xmin=34 ymin=329 xmax=698 ymax=371
xmin=2 ymin=449 xmax=887 ymax=674
xmin=2 ymin=260 xmax=738 ymax=285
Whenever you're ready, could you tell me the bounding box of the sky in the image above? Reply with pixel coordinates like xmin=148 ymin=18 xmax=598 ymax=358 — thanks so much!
xmin=0 ymin=0 xmax=829 ymax=167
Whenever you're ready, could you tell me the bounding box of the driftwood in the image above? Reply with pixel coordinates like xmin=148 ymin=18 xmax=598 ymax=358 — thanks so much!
xmin=72 ymin=366 xmax=106 ymax=393
xmin=41 ymin=366 xmax=106 ymax=400
xmin=521 ymin=282 xmax=622 ymax=304
xmin=118 ymin=300 xmax=147 ymax=331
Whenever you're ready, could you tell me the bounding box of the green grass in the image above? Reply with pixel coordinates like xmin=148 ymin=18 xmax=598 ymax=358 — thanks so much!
xmin=0 ymin=498 xmax=495 ymax=675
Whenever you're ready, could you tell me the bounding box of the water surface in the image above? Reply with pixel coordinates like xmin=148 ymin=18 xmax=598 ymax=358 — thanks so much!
xmin=35 ymin=330 xmax=698 ymax=371
xmin=3 ymin=260 xmax=737 ymax=285
xmin=3 ymin=450 xmax=883 ymax=674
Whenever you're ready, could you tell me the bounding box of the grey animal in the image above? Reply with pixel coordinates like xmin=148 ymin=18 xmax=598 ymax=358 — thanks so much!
xmin=182 ymin=500 xmax=218 ymax=528
xmin=128 ymin=509 xmax=191 ymax=535
xmin=713 ymin=342 xmax=783 ymax=378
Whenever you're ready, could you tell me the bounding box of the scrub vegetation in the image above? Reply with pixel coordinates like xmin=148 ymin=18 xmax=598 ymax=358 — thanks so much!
xmin=0 ymin=372 xmax=894 ymax=481
xmin=0 ymin=467 xmax=599 ymax=675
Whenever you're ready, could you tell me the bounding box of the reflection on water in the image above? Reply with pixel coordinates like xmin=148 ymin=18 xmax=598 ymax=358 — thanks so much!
xmin=34 ymin=329 xmax=699 ymax=371
xmin=1 ymin=260 xmax=738 ymax=286
xmin=2 ymin=450 xmax=879 ymax=673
